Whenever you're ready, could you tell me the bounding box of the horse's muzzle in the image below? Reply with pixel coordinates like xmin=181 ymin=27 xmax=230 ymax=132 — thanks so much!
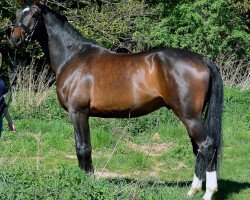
xmin=10 ymin=26 xmax=26 ymax=47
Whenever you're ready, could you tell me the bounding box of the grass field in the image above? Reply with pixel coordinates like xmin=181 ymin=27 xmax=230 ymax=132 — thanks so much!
xmin=0 ymin=87 xmax=249 ymax=199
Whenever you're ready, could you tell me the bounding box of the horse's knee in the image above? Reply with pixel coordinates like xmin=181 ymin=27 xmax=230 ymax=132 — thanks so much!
xmin=76 ymin=144 xmax=92 ymax=159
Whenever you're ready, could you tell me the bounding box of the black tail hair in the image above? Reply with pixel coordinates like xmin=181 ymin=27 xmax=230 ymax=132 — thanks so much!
xmin=203 ymin=57 xmax=223 ymax=175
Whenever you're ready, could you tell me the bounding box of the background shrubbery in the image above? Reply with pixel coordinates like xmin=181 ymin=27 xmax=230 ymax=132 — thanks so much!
xmin=133 ymin=0 xmax=249 ymax=57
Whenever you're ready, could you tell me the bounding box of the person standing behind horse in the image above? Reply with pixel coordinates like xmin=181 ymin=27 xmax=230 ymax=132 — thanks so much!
xmin=0 ymin=53 xmax=16 ymax=137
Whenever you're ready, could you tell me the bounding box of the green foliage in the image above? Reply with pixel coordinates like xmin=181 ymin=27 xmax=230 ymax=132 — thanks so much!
xmin=0 ymin=0 xmax=18 ymax=68
xmin=133 ymin=0 xmax=250 ymax=58
xmin=106 ymin=144 xmax=152 ymax=172
xmin=237 ymin=0 xmax=250 ymax=13
xmin=0 ymin=166 xmax=200 ymax=200
xmin=0 ymin=166 xmax=116 ymax=200
xmin=222 ymin=87 xmax=250 ymax=146
xmin=92 ymin=129 xmax=117 ymax=150
xmin=64 ymin=0 xmax=145 ymax=51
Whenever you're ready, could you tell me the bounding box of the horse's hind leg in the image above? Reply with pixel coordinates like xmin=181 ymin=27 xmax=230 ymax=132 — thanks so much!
xmin=201 ymin=138 xmax=218 ymax=200
xmin=69 ymin=109 xmax=94 ymax=173
xmin=182 ymin=117 xmax=218 ymax=200
xmin=180 ymin=117 xmax=206 ymax=197
xmin=187 ymin=137 xmax=203 ymax=197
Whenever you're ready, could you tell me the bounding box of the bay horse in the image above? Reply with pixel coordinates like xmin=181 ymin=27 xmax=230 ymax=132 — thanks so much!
xmin=11 ymin=1 xmax=223 ymax=199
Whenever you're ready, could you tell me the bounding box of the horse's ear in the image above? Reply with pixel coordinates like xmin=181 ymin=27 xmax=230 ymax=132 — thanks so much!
xmin=18 ymin=0 xmax=25 ymax=5
xmin=33 ymin=0 xmax=40 ymax=5
xmin=18 ymin=0 xmax=40 ymax=6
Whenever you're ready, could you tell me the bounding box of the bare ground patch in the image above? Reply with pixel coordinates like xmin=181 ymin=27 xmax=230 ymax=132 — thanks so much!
xmin=95 ymin=168 xmax=129 ymax=179
xmin=65 ymin=154 xmax=77 ymax=160
xmin=126 ymin=140 xmax=174 ymax=156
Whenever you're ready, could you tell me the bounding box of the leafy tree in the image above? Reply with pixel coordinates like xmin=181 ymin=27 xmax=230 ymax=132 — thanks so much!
xmin=133 ymin=0 xmax=250 ymax=58
xmin=64 ymin=0 xmax=145 ymax=52
xmin=0 ymin=0 xmax=18 ymax=81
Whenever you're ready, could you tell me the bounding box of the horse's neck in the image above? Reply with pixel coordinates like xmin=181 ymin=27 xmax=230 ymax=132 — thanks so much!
xmin=36 ymin=23 xmax=51 ymax=67
xmin=41 ymin=8 xmax=92 ymax=76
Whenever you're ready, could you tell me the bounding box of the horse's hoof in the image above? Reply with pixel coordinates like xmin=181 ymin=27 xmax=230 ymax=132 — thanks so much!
xmin=187 ymin=187 xmax=201 ymax=197
xmin=202 ymin=188 xmax=217 ymax=200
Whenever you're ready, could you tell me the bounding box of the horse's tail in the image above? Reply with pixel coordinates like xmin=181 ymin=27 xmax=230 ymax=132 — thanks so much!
xmin=203 ymin=57 xmax=223 ymax=174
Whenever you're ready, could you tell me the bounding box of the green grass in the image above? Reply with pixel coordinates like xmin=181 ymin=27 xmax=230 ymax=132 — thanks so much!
xmin=0 ymin=87 xmax=249 ymax=199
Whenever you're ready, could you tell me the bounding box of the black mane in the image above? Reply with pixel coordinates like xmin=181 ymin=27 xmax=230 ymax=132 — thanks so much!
xmin=40 ymin=5 xmax=99 ymax=47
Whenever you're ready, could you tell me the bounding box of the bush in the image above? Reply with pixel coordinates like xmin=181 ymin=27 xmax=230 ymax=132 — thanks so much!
xmin=133 ymin=0 xmax=249 ymax=59
xmin=64 ymin=0 xmax=145 ymax=52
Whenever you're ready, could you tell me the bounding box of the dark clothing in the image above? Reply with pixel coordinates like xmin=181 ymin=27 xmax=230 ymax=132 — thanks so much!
xmin=0 ymin=78 xmax=7 ymax=117
xmin=0 ymin=78 xmax=6 ymax=136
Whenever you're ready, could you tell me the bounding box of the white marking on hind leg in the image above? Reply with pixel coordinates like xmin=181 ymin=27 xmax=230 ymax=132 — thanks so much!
xmin=203 ymin=171 xmax=218 ymax=200
xmin=187 ymin=174 xmax=202 ymax=197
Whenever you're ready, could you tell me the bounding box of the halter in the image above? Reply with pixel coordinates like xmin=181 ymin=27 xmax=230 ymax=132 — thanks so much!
xmin=19 ymin=20 xmax=39 ymax=42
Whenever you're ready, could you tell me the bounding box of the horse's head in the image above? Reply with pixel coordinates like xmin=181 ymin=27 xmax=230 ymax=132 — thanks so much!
xmin=11 ymin=0 xmax=41 ymax=47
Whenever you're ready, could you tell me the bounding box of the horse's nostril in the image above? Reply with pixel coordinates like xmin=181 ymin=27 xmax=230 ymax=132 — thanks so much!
xmin=16 ymin=36 xmax=21 ymax=44
xmin=11 ymin=35 xmax=22 ymax=46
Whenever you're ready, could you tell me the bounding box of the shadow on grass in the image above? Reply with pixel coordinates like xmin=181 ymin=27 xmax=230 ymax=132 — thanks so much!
xmin=106 ymin=177 xmax=192 ymax=188
xmin=214 ymin=179 xmax=250 ymax=199
xmin=106 ymin=178 xmax=250 ymax=199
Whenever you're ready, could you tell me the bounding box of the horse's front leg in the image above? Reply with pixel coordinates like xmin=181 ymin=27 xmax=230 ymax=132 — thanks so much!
xmin=69 ymin=109 xmax=94 ymax=173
